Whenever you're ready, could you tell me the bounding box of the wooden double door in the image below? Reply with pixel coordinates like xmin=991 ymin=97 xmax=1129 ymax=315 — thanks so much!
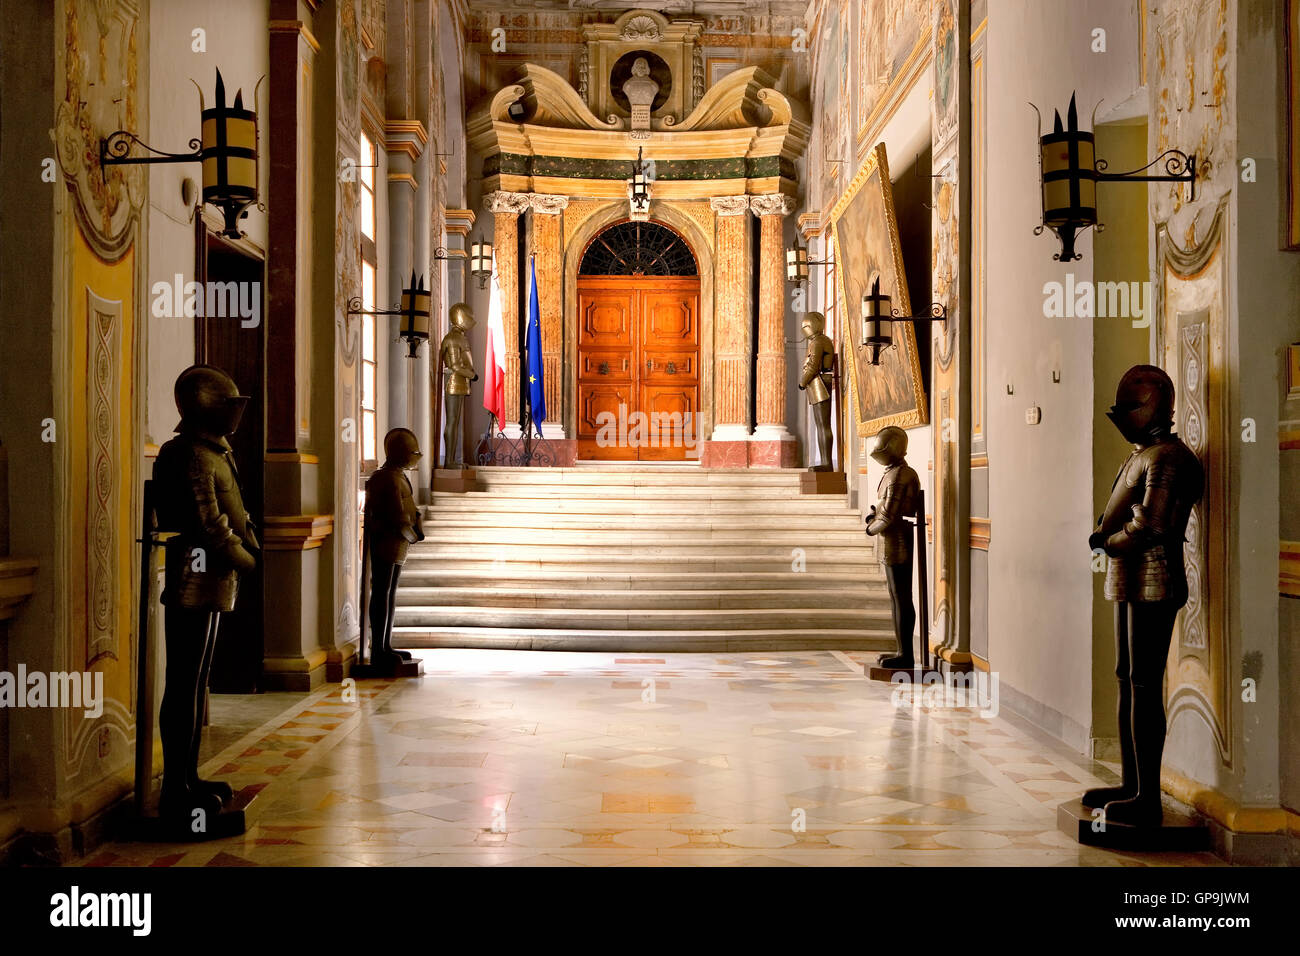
xmin=577 ymin=276 xmax=700 ymax=461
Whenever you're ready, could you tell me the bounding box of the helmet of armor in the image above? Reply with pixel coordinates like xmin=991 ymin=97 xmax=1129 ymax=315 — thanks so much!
xmin=869 ymin=425 xmax=908 ymax=466
xmin=801 ymin=311 xmax=826 ymax=338
xmin=383 ymin=427 xmax=422 ymax=468
xmin=1107 ymin=364 xmax=1175 ymax=444
xmin=449 ymin=302 xmax=475 ymax=332
xmin=174 ymin=365 xmax=248 ymax=437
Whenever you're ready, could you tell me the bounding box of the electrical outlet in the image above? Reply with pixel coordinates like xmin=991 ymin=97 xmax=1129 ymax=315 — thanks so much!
xmin=1026 ymin=405 xmax=1042 ymax=425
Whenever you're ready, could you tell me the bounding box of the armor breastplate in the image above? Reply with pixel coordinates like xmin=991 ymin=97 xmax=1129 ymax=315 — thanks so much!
xmin=1098 ymin=436 xmax=1202 ymax=604
xmin=873 ymin=462 xmax=920 ymax=565
xmin=153 ymin=432 xmax=254 ymax=611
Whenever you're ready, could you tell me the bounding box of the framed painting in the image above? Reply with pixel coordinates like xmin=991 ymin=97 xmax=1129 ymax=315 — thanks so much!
xmin=1286 ymin=0 xmax=1300 ymax=249
xmin=830 ymin=142 xmax=928 ymax=434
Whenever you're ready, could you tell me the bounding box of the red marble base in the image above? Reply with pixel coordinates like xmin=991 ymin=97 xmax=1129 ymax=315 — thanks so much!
xmin=748 ymin=438 xmax=800 ymax=468
xmin=699 ymin=439 xmax=799 ymax=468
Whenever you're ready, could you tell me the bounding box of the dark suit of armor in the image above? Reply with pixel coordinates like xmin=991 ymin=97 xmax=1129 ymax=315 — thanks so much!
xmin=865 ymin=426 xmax=920 ymax=668
xmin=1083 ymin=365 xmax=1203 ymax=827
xmin=152 ymin=366 xmax=257 ymax=821
xmin=364 ymin=428 xmax=425 ymax=670
xmin=797 ymin=312 xmax=835 ymax=471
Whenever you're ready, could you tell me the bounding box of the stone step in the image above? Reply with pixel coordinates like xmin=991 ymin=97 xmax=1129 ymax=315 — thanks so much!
xmin=414 ymin=528 xmax=868 ymax=546
xmin=472 ymin=467 xmax=807 ymax=484
xmin=394 ymin=586 xmax=882 ymax=609
xmin=389 ymin=626 xmax=897 ymax=653
xmin=393 ymin=606 xmax=889 ymax=629
xmin=426 ymin=498 xmax=854 ymax=515
xmin=396 ymin=569 xmax=882 ymax=589
xmin=441 ymin=486 xmax=835 ymax=500
xmin=405 ymin=547 xmax=878 ymax=568
xmin=423 ymin=514 xmax=864 ymax=532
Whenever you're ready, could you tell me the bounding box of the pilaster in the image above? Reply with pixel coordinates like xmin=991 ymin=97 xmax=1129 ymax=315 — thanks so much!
xmin=749 ymin=194 xmax=798 ymax=467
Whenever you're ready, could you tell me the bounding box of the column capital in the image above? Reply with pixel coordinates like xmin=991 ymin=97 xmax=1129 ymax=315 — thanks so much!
xmin=383 ymin=119 xmax=428 ymax=161
xmin=709 ymin=195 xmax=751 ymax=217
xmin=528 ymin=193 xmax=570 ymax=215
xmin=749 ymin=194 xmax=796 ymax=217
xmin=484 ymin=190 xmax=532 ymax=215
xmin=797 ymin=212 xmax=823 ymax=239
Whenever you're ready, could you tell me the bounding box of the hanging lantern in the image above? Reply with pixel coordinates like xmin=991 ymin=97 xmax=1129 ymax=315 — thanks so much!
xmin=398 ymin=273 xmax=431 ymax=357
xmin=1037 ymin=93 xmax=1096 ymax=263
xmin=100 ymin=68 xmax=260 ymax=240
xmin=1034 ymin=91 xmax=1196 ymax=262
xmin=861 ymin=277 xmax=893 ymax=365
xmin=786 ymin=238 xmax=809 ymax=284
xmin=201 ymin=70 xmax=259 ymax=239
xmin=469 ymin=235 xmax=494 ymax=289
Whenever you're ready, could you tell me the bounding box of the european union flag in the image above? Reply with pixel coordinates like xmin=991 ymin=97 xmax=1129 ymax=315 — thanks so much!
xmin=526 ymin=257 xmax=546 ymax=425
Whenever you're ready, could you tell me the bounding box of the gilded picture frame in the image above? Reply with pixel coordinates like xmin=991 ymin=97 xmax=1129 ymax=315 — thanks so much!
xmin=830 ymin=142 xmax=928 ymax=435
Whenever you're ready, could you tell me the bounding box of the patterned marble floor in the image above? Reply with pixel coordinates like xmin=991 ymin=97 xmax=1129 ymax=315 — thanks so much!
xmin=82 ymin=650 xmax=1222 ymax=867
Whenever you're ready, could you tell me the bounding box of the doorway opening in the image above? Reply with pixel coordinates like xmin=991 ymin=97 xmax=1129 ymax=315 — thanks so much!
xmin=576 ymin=220 xmax=701 ymax=462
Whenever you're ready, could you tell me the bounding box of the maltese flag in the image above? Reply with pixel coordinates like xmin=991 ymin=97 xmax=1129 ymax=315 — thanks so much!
xmin=483 ymin=264 xmax=507 ymax=425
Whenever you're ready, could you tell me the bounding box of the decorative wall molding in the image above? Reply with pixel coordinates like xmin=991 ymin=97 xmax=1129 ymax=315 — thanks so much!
xmin=262 ymin=514 xmax=335 ymax=552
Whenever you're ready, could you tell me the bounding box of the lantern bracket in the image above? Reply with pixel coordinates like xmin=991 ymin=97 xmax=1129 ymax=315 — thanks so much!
xmin=100 ymin=130 xmax=202 ymax=182
xmin=1094 ymin=149 xmax=1198 ymax=201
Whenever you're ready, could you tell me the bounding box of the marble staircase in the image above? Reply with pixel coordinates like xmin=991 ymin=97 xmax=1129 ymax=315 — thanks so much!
xmin=394 ymin=465 xmax=894 ymax=652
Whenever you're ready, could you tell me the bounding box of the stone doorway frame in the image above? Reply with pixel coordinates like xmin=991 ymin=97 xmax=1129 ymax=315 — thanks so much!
xmin=563 ymin=203 xmax=715 ymax=444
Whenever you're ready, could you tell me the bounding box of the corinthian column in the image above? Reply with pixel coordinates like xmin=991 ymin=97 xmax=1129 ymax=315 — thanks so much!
xmin=484 ymin=190 xmax=531 ymax=432
xmin=709 ymin=196 xmax=752 ymax=446
xmin=528 ymin=193 xmax=568 ymax=436
xmin=749 ymin=194 xmax=796 ymax=464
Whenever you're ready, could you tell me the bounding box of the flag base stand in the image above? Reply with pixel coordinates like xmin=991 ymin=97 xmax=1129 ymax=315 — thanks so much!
xmin=434 ymin=467 xmax=479 ymax=493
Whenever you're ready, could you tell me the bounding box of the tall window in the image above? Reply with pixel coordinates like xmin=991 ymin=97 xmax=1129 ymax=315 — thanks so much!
xmin=359 ymin=132 xmax=378 ymax=466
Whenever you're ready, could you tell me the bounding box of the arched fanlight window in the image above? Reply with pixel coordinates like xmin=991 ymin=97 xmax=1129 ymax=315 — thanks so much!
xmin=579 ymin=220 xmax=697 ymax=276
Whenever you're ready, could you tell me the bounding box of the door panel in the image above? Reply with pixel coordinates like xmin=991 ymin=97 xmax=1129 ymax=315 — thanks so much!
xmin=577 ymin=277 xmax=700 ymax=462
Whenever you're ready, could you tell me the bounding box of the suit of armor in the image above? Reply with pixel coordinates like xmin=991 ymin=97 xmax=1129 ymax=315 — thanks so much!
xmin=151 ymin=365 xmax=257 ymax=822
xmin=797 ymin=312 xmax=835 ymax=470
xmin=440 ymin=302 xmax=477 ymax=468
xmin=864 ymin=426 xmax=920 ymax=668
xmin=365 ymin=428 xmax=425 ymax=671
xmin=1082 ymin=365 xmax=1203 ymax=827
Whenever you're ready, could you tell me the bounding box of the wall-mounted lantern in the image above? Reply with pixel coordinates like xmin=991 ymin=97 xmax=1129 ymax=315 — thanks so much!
xmin=101 ymin=70 xmax=258 ymax=239
xmin=785 ymin=236 xmax=832 ymax=286
xmin=1035 ymin=92 xmax=1197 ymax=262
xmin=628 ymin=147 xmax=652 ymax=219
xmin=468 ymin=235 xmax=494 ymax=289
xmin=347 ymin=273 xmax=431 ymax=358
xmin=860 ymin=277 xmax=948 ymax=366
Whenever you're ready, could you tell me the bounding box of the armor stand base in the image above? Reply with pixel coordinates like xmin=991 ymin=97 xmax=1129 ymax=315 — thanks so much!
xmin=353 ymin=656 xmax=425 ymax=679
xmin=799 ymin=471 xmax=847 ymax=495
xmin=121 ymin=787 xmax=256 ymax=843
xmin=433 ymin=467 xmax=479 ymax=493
xmin=1057 ymin=798 xmax=1209 ymax=851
